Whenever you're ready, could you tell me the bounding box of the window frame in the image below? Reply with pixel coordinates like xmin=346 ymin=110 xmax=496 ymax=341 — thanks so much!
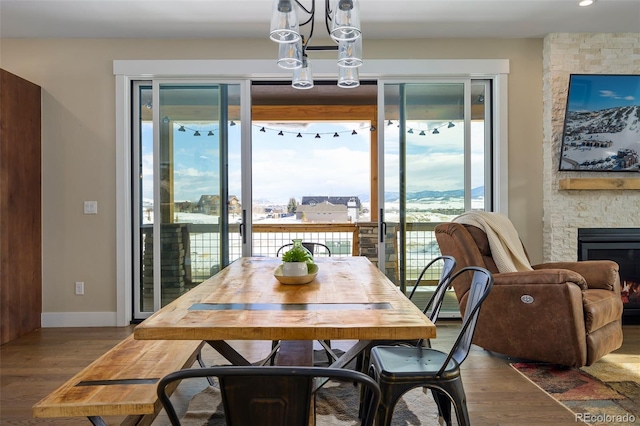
xmin=114 ymin=59 xmax=509 ymax=325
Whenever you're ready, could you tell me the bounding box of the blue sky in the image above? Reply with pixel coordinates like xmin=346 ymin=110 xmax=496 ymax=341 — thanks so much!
xmin=568 ymin=75 xmax=640 ymax=112
xmin=142 ymin=120 xmax=485 ymax=204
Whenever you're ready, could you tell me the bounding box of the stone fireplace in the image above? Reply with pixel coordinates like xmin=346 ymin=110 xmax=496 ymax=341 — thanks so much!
xmin=542 ymin=34 xmax=640 ymax=267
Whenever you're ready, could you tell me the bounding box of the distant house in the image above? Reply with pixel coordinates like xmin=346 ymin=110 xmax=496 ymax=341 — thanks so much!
xmin=198 ymin=195 xmax=219 ymax=215
xmin=198 ymin=195 xmax=241 ymax=215
xmin=296 ymin=201 xmax=348 ymax=222
xmin=228 ymin=195 xmax=241 ymax=216
xmin=300 ymin=196 xmax=361 ymax=222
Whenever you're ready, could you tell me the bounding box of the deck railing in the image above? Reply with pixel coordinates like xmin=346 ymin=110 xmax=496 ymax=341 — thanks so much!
xmin=142 ymin=221 xmax=445 ymax=290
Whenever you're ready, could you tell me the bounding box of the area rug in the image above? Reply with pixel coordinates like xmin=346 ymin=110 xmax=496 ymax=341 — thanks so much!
xmin=510 ymin=362 xmax=639 ymax=425
xmin=180 ymin=351 xmax=449 ymax=425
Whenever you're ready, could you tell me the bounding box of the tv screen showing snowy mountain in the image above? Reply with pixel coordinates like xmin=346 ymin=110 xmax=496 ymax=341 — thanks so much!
xmin=559 ymin=74 xmax=639 ymax=172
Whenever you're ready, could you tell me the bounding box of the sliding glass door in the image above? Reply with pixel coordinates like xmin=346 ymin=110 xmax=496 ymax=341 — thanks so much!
xmin=379 ymin=80 xmax=492 ymax=316
xmin=132 ymin=82 xmax=244 ymax=318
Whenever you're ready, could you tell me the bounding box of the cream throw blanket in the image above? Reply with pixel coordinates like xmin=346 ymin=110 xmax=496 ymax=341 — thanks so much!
xmin=452 ymin=211 xmax=533 ymax=273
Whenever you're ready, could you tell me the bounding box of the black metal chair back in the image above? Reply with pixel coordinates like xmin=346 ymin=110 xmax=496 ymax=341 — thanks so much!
xmin=276 ymin=242 xmax=332 ymax=257
xmin=440 ymin=266 xmax=494 ymax=372
xmin=157 ymin=366 xmax=381 ymax=426
xmin=407 ymin=255 xmax=456 ymax=304
xmin=408 ymin=255 xmax=456 ymax=324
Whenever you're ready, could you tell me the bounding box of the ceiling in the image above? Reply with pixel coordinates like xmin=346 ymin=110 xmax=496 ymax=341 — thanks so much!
xmin=0 ymin=0 xmax=638 ymax=40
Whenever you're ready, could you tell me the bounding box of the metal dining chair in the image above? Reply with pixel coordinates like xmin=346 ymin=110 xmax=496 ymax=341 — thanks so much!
xmin=276 ymin=241 xmax=332 ymax=257
xmin=368 ymin=266 xmax=494 ymax=426
xmin=355 ymin=255 xmax=456 ymax=418
xmin=157 ymin=366 xmax=381 ymax=426
xmin=356 ymin=255 xmax=457 ymax=371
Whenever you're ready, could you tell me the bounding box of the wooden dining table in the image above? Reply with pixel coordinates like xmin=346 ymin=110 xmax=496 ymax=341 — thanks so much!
xmin=134 ymin=256 xmax=436 ymax=368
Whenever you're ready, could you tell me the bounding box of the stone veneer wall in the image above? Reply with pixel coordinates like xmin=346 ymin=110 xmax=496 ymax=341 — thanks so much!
xmin=542 ymin=33 xmax=640 ymax=262
xmin=358 ymin=222 xmax=399 ymax=284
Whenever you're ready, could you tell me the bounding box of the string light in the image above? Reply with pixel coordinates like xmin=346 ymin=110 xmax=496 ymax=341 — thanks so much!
xmin=167 ymin=120 xmax=454 ymax=139
xmin=170 ymin=122 xmax=374 ymax=139
xmin=386 ymin=120 xmax=456 ymax=136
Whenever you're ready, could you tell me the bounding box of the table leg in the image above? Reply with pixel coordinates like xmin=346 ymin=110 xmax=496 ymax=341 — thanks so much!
xmin=328 ymin=340 xmax=372 ymax=369
xmin=205 ymin=340 xmax=252 ymax=366
xmin=312 ymin=340 xmax=373 ymax=392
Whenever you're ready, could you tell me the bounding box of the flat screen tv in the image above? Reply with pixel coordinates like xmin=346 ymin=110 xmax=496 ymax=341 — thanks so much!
xmin=559 ymin=74 xmax=640 ymax=172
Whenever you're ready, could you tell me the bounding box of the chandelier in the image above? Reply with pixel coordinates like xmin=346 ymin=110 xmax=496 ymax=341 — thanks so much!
xmin=269 ymin=0 xmax=362 ymax=89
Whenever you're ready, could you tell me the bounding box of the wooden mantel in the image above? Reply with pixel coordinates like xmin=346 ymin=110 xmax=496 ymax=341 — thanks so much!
xmin=558 ymin=178 xmax=640 ymax=190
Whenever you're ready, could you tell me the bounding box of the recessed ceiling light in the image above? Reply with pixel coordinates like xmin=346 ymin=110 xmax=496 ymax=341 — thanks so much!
xmin=579 ymin=0 xmax=594 ymax=6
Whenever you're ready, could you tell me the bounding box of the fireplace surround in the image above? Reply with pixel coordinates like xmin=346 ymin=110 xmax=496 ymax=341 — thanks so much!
xmin=578 ymin=228 xmax=640 ymax=317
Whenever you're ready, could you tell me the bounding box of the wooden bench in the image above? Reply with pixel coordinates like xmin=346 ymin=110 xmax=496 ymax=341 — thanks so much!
xmin=32 ymin=334 xmax=204 ymax=426
xmin=275 ymin=340 xmax=313 ymax=366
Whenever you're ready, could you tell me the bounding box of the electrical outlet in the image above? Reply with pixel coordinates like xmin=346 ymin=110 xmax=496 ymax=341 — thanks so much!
xmin=75 ymin=281 xmax=84 ymax=295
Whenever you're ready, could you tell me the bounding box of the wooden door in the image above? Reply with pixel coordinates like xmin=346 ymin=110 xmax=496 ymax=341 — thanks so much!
xmin=1 ymin=69 xmax=42 ymax=344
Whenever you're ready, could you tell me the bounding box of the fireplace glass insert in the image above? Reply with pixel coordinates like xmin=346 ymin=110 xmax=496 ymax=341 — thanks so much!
xmin=578 ymin=228 xmax=640 ymax=316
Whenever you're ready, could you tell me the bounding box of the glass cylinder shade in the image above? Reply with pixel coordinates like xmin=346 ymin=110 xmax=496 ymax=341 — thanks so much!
xmin=270 ymin=0 xmax=300 ymax=43
xmin=330 ymin=0 xmax=361 ymax=42
xmin=337 ymin=38 xmax=363 ymax=68
xmin=277 ymin=40 xmax=303 ymax=69
xmin=337 ymin=66 xmax=360 ymax=88
xmin=292 ymin=56 xmax=314 ymax=89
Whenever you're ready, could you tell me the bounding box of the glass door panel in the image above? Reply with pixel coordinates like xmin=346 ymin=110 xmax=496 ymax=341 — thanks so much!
xmin=134 ymin=82 xmax=242 ymax=318
xmin=381 ymin=81 xmax=490 ymax=317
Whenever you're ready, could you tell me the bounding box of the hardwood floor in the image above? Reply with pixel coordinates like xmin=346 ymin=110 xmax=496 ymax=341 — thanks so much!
xmin=1 ymin=321 xmax=637 ymax=425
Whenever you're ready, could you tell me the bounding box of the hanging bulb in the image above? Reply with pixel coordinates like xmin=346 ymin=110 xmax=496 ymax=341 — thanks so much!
xmin=207 ymin=131 xmax=214 ymax=136
xmin=432 ymin=128 xmax=440 ymax=134
xmin=277 ymin=40 xmax=303 ymax=69
xmin=408 ymin=129 xmax=414 ymax=134
xmin=260 ymin=127 xmax=266 ymax=132
xmin=419 ymin=130 xmax=426 ymax=136
xmin=352 ymin=130 xmax=357 ymax=135
xmin=292 ymin=54 xmax=314 ymax=89
xmin=296 ymin=133 xmax=302 ymax=137
xmin=278 ymin=130 xmax=284 ymax=136
xmin=448 ymin=122 xmax=455 ymax=128
xmin=337 ymin=66 xmax=360 ymax=89
xmin=270 ymin=0 xmax=300 ymax=43
xmin=194 ymin=131 xmax=201 ymax=136
xmin=330 ymin=0 xmax=361 ymax=42
xmin=315 ymin=133 xmax=321 ymax=138
xmin=337 ymin=37 xmax=363 ymax=68
xmin=230 ymin=121 xmax=236 ymax=126
xmin=178 ymin=126 xmax=186 ymax=132
xmin=333 ymin=132 xmax=340 ymax=137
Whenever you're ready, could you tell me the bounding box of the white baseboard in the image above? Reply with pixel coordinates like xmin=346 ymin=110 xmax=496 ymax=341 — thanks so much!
xmin=41 ymin=312 xmax=119 ymax=327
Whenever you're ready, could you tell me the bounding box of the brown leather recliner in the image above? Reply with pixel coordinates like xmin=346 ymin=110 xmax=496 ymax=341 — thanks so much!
xmin=435 ymin=222 xmax=624 ymax=367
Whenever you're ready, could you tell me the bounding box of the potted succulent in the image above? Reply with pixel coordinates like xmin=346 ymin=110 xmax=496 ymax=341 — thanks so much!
xmin=281 ymin=239 xmax=314 ymax=276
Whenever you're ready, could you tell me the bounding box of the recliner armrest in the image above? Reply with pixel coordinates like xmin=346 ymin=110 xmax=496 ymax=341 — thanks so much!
xmin=532 ymin=260 xmax=619 ymax=291
xmin=493 ymin=269 xmax=587 ymax=290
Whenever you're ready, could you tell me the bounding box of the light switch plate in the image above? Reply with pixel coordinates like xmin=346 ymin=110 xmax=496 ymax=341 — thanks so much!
xmin=84 ymin=201 xmax=98 ymax=214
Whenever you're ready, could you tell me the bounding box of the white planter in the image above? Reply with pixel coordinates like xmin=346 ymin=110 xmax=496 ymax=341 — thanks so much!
xmin=282 ymin=262 xmax=308 ymax=276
